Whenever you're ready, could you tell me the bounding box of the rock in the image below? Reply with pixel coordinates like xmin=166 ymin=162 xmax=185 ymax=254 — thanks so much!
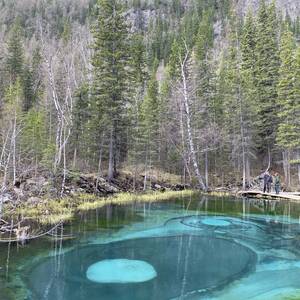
xmin=23 ymin=176 xmax=47 ymax=194
xmin=171 ymin=184 xmax=189 ymax=191
xmin=26 ymin=176 xmax=46 ymax=187
xmin=153 ymin=183 xmax=166 ymax=192
xmin=0 ymin=193 xmax=12 ymax=203
xmin=13 ymin=187 xmax=24 ymax=198
xmin=48 ymin=187 xmax=58 ymax=196
xmin=27 ymin=197 xmax=41 ymax=205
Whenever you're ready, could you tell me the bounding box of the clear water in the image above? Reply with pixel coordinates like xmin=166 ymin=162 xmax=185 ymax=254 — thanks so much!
xmin=2 ymin=196 xmax=300 ymax=300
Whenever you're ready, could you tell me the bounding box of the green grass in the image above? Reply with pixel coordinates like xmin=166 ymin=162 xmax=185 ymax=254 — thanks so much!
xmin=77 ymin=190 xmax=197 ymax=211
xmin=4 ymin=190 xmax=199 ymax=225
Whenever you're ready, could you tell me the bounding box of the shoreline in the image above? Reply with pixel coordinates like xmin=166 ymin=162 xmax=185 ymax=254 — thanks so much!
xmin=0 ymin=189 xmax=200 ymax=242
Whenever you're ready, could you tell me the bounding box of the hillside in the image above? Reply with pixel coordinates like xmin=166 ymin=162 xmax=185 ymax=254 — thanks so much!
xmin=0 ymin=0 xmax=299 ymax=202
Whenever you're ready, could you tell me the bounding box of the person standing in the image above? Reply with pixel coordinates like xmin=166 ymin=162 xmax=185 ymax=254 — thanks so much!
xmin=267 ymin=173 xmax=273 ymax=193
xmin=263 ymin=171 xmax=270 ymax=193
xmin=274 ymin=173 xmax=281 ymax=195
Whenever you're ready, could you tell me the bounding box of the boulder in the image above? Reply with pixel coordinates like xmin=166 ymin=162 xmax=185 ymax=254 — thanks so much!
xmin=27 ymin=197 xmax=41 ymax=205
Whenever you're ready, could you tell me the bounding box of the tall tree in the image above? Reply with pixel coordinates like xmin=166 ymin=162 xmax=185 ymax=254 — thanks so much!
xmin=140 ymin=73 xmax=159 ymax=189
xmin=6 ymin=21 xmax=24 ymax=83
xmin=169 ymin=40 xmax=207 ymax=190
xmin=277 ymin=28 xmax=298 ymax=185
xmin=255 ymin=0 xmax=279 ymax=163
xmin=91 ymin=0 xmax=132 ymax=181
xmin=291 ymin=47 xmax=300 ymax=184
xmin=239 ymin=10 xmax=257 ymax=185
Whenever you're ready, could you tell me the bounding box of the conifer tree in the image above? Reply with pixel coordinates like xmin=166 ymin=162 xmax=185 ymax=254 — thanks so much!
xmin=277 ymin=28 xmax=296 ymax=149
xmin=22 ymin=65 xmax=35 ymax=111
xmin=195 ymin=10 xmax=214 ymax=61
xmin=255 ymin=0 xmax=279 ymax=158
xmin=292 ymin=47 xmax=300 ymax=183
xmin=91 ymin=0 xmax=132 ymax=180
xmin=277 ymin=28 xmax=300 ymax=184
xmin=221 ymin=11 xmax=255 ymax=188
xmin=127 ymin=33 xmax=147 ymax=176
xmin=139 ymin=74 xmax=159 ymax=188
xmin=241 ymin=11 xmax=256 ymax=82
xmin=22 ymin=109 xmax=47 ymax=166
xmin=71 ymin=84 xmax=90 ymax=168
xmin=141 ymin=74 xmax=159 ymax=158
xmin=6 ymin=21 xmax=24 ymax=83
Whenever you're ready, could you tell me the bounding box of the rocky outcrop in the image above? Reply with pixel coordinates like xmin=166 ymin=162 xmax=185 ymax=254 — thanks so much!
xmin=236 ymin=0 xmax=300 ymax=19
xmin=2 ymin=172 xmax=190 ymax=203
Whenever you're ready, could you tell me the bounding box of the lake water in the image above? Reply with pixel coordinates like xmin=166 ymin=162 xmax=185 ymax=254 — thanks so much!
xmin=1 ymin=195 xmax=300 ymax=300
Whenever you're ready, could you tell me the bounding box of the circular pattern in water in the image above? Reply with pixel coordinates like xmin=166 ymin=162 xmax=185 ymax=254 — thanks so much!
xmin=201 ymin=218 xmax=231 ymax=226
xmin=86 ymin=259 xmax=157 ymax=283
xmin=27 ymin=235 xmax=256 ymax=300
xmin=181 ymin=215 xmax=236 ymax=229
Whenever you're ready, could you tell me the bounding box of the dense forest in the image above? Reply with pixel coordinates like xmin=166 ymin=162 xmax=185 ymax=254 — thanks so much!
xmin=1 ymin=0 xmax=300 ymax=195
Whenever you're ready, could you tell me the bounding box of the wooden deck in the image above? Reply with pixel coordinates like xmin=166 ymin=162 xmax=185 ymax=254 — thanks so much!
xmin=238 ymin=190 xmax=300 ymax=202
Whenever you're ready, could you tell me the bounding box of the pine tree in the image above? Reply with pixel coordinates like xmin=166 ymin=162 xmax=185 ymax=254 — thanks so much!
xmin=255 ymin=0 xmax=279 ymax=157
xmin=71 ymin=83 xmax=90 ymax=168
xmin=6 ymin=21 xmax=24 ymax=83
xmin=131 ymin=33 xmax=147 ymax=88
xmin=277 ymin=29 xmax=300 ymax=184
xmin=139 ymin=73 xmax=160 ymax=188
xmin=127 ymin=33 xmax=147 ymax=175
xmin=241 ymin=11 xmax=256 ymax=80
xmin=22 ymin=109 xmax=47 ymax=165
xmin=91 ymin=0 xmax=132 ymax=180
xmin=240 ymin=9 xmax=257 ymax=175
xmin=277 ymin=28 xmax=296 ymax=150
xmin=292 ymin=47 xmax=300 ymax=183
xmin=221 ymin=10 xmax=255 ymax=188
xmin=168 ymin=39 xmax=184 ymax=79
xmin=22 ymin=65 xmax=35 ymax=111
xmin=195 ymin=10 xmax=214 ymax=61
xmin=141 ymin=73 xmax=160 ymax=158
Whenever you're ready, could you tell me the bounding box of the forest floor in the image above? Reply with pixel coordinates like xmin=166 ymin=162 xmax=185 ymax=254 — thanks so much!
xmin=0 ymin=169 xmax=200 ymax=242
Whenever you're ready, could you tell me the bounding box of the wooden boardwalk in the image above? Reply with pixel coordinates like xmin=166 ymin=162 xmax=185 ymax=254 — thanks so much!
xmin=238 ymin=190 xmax=300 ymax=202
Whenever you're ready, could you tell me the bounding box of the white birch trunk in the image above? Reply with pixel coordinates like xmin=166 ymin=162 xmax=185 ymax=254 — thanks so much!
xmin=180 ymin=49 xmax=206 ymax=191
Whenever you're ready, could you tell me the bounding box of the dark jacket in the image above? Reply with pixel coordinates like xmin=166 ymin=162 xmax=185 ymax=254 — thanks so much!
xmin=263 ymin=173 xmax=270 ymax=184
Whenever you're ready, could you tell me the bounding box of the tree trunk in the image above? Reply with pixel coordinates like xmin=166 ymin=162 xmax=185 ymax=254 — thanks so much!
xmin=180 ymin=50 xmax=206 ymax=191
xmin=298 ymin=150 xmax=300 ymax=185
xmin=298 ymin=164 xmax=300 ymax=186
xmin=205 ymin=150 xmax=209 ymax=188
xmin=238 ymin=84 xmax=246 ymax=190
xmin=108 ymin=129 xmax=114 ymax=182
xmin=267 ymin=145 xmax=271 ymax=171
xmin=12 ymin=110 xmax=17 ymax=185
xmin=282 ymin=150 xmax=290 ymax=187
xmin=72 ymin=147 xmax=77 ymax=170
xmin=95 ymin=144 xmax=103 ymax=193
xmin=143 ymin=146 xmax=148 ymax=191
xmin=246 ymin=157 xmax=251 ymax=187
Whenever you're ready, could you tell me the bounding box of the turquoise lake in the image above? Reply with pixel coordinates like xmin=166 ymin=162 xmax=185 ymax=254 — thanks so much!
xmin=1 ymin=195 xmax=300 ymax=299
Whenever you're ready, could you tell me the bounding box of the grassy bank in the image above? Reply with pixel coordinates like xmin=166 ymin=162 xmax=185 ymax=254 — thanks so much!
xmin=4 ymin=190 xmax=199 ymax=225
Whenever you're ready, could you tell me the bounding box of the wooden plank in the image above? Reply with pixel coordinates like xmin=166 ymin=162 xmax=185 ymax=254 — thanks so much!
xmin=238 ymin=190 xmax=300 ymax=202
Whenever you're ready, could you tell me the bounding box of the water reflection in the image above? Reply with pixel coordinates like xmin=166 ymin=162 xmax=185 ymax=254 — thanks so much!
xmin=1 ymin=196 xmax=300 ymax=300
